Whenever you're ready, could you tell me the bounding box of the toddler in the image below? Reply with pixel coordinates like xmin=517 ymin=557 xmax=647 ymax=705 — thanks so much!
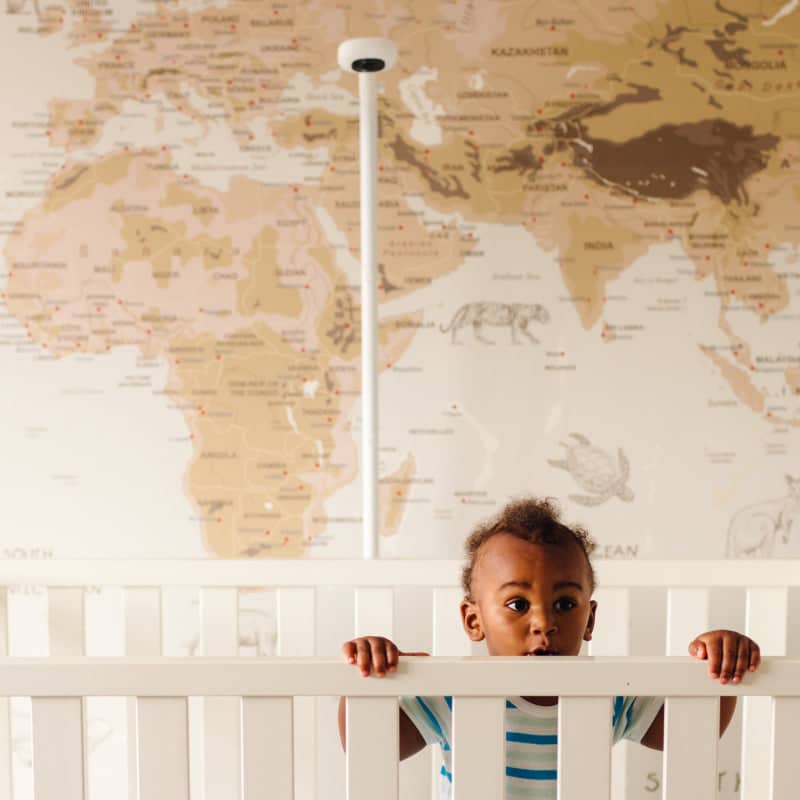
xmin=338 ymin=497 xmax=760 ymax=797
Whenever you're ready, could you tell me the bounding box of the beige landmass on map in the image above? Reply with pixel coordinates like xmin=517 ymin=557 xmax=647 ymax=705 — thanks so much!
xmin=558 ymin=213 xmax=650 ymax=328
xmin=276 ymin=2 xmax=798 ymax=346
xmin=379 ymin=453 xmax=416 ymax=539
xmin=112 ymin=214 xmax=234 ymax=288
xmin=787 ymin=368 xmax=800 ymax=397
xmin=37 ymin=5 xmax=65 ymax=37
xmin=66 ymin=0 xmax=111 ymax=43
xmin=41 ymin=1 xmax=357 ymax=152
xmin=39 ymin=0 xmax=799 ymax=342
xmin=45 ymin=155 xmax=136 ymax=214
xmin=4 ymin=145 xmax=422 ymax=555
xmin=238 ymin=228 xmax=303 ymax=318
xmin=168 ymin=305 xmax=419 ymax=557
xmin=6 ymin=0 xmax=800 ymax=559
xmin=28 ymin=1 xmax=105 ymax=41
xmin=701 ymin=346 xmax=765 ymax=415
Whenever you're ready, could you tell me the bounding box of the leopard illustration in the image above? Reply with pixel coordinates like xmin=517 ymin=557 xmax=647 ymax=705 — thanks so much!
xmin=440 ymin=302 xmax=550 ymax=344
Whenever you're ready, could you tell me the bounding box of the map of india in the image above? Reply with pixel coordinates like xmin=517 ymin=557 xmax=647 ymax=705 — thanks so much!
xmin=1 ymin=0 xmax=799 ymax=562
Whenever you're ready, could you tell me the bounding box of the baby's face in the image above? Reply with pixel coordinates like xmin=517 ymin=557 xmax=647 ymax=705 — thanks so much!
xmin=460 ymin=533 xmax=596 ymax=657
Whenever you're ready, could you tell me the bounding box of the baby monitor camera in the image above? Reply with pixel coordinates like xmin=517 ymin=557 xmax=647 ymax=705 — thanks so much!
xmin=337 ymin=38 xmax=397 ymax=73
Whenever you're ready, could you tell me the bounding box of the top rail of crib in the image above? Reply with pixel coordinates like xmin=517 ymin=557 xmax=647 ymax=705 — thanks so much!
xmin=0 ymin=558 xmax=796 ymax=588
xmin=0 ymin=656 xmax=797 ymax=696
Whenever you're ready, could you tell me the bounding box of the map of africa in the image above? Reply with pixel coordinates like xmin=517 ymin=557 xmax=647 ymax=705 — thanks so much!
xmin=1 ymin=0 xmax=799 ymax=561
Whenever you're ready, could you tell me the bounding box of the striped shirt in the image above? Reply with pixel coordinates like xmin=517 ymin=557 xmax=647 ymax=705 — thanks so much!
xmin=399 ymin=694 xmax=663 ymax=799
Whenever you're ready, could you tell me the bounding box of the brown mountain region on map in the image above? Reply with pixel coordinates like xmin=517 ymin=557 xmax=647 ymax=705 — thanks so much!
xmin=551 ymin=82 xmax=662 ymax=125
xmin=563 ymin=118 xmax=779 ymax=206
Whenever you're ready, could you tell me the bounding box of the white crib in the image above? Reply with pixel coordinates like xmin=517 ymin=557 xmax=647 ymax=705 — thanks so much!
xmin=0 ymin=558 xmax=796 ymax=800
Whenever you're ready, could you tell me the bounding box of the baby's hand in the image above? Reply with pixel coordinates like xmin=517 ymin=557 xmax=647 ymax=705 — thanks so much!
xmin=689 ymin=629 xmax=761 ymax=684
xmin=341 ymin=636 xmax=429 ymax=677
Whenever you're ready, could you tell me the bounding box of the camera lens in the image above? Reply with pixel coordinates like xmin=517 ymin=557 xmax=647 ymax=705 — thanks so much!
xmin=352 ymin=58 xmax=385 ymax=72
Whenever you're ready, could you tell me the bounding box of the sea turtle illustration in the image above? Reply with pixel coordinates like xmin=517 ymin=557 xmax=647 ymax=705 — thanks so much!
xmin=548 ymin=433 xmax=634 ymax=507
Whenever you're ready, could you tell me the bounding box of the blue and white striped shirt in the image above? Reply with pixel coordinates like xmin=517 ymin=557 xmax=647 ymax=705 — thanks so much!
xmin=399 ymin=694 xmax=663 ymax=799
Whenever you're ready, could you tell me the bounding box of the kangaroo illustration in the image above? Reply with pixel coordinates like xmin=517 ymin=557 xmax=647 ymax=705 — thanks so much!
xmin=726 ymin=475 xmax=800 ymax=558
xmin=440 ymin=302 xmax=549 ymax=344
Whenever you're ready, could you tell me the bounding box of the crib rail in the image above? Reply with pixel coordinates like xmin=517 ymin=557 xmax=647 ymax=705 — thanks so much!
xmin=0 ymin=656 xmax=798 ymax=697
xmin=0 ymin=558 xmax=796 ymax=586
xmin=3 ymin=657 xmax=798 ymax=800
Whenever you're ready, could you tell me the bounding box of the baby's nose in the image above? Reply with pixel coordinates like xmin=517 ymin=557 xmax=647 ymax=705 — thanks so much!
xmin=530 ymin=614 xmax=557 ymax=635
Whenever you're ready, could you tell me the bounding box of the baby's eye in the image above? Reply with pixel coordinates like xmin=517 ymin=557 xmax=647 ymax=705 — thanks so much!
xmin=554 ymin=597 xmax=576 ymax=612
xmin=505 ymin=598 xmax=530 ymax=613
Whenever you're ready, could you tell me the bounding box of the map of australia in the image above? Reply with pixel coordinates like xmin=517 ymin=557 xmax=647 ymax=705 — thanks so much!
xmin=1 ymin=0 xmax=799 ymax=559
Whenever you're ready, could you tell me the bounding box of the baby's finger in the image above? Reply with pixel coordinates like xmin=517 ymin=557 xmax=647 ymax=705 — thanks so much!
xmin=341 ymin=640 xmax=358 ymax=664
xmin=368 ymin=637 xmax=389 ymax=677
xmin=732 ymin=639 xmax=750 ymax=683
xmin=355 ymin=639 xmax=373 ymax=676
xmin=689 ymin=639 xmax=707 ymax=659
xmin=385 ymin=640 xmax=400 ymax=672
xmin=705 ymin=637 xmax=723 ymax=679
xmin=718 ymin=635 xmax=739 ymax=684
xmin=748 ymin=641 xmax=761 ymax=671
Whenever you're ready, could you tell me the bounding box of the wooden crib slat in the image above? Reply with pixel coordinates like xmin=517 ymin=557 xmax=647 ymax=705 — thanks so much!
xmin=201 ymin=698 xmax=240 ymax=799
xmin=452 ymin=697 xmax=504 ymax=800
xmin=742 ymin=699 xmax=772 ymax=799
xmin=157 ymin=587 xmax=202 ymax=798
xmin=353 ymin=586 xmax=407 ymax=788
xmin=745 ymin=587 xmax=788 ymax=653
xmin=665 ymin=581 xmax=709 ymax=800
xmin=42 ymin=591 xmax=86 ymax=798
xmin=558 ymin=697 xmax=611 ymax=800
xmin=770 ymin=696 xmax=800 ymax=800
xmin=666 ymin=588 xmax=709 ymax=656
xmin=354 ymin=587 xmax=393 ymax=638
xmin=587 ymin=590 xmax=629 ymax=800
xmin=277 ymin=588 xmax=316 ymax=800
xmin=201 ymin=588 xmax=241 ymax=800
xmin=432 ymin=589 xmax=469 ymax=800
xmin=202 ymin=587 xmax=239 ymax=656
xmin=48 ymin=588 xmax=85 ymax=656
xmin=83 ymin=586 xmax=125 ymax=657
xmin=137 ymin=697 xmax=189 ymax=800
xmin=0 ymin=590 xmax=8 ymax=657
xmin=433 ymin=588 xmax=470 ymax=656
xmin=125 ymin=589 xmax=163 ymax=800
xmin=32 ymin=697 xmax=85 ymax=800
xmin=0 ymin=701 xmax=9 ymax=800
xmin=588 ymin=589 xmax=630 ymax=656
xmin=662 ymin=697 xmax=718 ymax=800
xmin=242 ymin=697 xmax=293 ymax=798
xmin=742 ymin=588 xmax=788 ymax=800
xmin=277 ymin=588 xmax=315 ymax=656
xmin=124 ymin=588 xmax=162 ymax=657
xmin=345 ymin=697 xmax=398 ymax=800
xmin=0 ymin=589 xmax=11 ymax=800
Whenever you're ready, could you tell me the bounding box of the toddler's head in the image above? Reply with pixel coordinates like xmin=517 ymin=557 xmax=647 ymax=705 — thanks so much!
xmin=459 ymin=497 xmax=598 ymax=657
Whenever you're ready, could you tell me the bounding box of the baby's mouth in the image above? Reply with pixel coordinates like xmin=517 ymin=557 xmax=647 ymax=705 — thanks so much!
xmin=525 ymin=647 xmax=558 ymax=656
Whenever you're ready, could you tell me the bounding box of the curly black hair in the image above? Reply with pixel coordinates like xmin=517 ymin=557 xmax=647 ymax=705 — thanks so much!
xmin=461 ymin=496 xmax=596 ymax=598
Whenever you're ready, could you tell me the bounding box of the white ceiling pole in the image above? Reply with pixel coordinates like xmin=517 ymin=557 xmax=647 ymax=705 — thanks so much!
xmin=358 ymin=68 xmax=379 ymax=562
xmin=337 ymin=38 xmax=398 ymax=560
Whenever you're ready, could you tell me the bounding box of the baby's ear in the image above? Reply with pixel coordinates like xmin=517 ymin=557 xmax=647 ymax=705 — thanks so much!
xmin=583 ymin=599 xmax=597 ymax=642
xmin=460 ymin=598 xmax=484 ymax=642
